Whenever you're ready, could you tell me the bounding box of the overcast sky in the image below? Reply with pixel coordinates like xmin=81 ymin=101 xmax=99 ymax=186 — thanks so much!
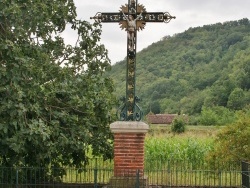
xmin=64 ymin=0 xmax=250 ymax=64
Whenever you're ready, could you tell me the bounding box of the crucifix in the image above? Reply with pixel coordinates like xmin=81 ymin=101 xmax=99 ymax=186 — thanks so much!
xmin=91 ymin=0 xmax=175 ymax=121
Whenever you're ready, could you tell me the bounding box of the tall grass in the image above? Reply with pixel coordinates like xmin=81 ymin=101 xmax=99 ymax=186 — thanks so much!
xmin=145 ymin=137 xmax=214 ymax=165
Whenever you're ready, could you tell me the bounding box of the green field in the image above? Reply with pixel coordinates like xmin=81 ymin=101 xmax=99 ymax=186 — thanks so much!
xmin=145 ymin=125 xmax=222 ymax=163
xmin=147 ymin=124 xmax=222 ymax=137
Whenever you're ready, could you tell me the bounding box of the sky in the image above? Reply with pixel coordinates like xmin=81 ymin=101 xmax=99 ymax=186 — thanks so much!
xmin=63 ymin=0 xmax=250 ymax=64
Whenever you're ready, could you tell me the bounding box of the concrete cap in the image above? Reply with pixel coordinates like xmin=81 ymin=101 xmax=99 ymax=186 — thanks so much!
xmin=110 ymin=121 xmax=149 ymax=133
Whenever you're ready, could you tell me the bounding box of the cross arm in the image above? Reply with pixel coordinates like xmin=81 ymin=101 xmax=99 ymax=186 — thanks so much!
xmin=90 ymin=12 xmax=124 ymax=23
xmin=90 ymin=11 xmax=176 ymax=23
xmin=141 ymin=12 xmax=176 ymax=23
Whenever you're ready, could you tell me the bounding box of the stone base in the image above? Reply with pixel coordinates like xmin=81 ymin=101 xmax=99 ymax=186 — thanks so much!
xmin=110 ymin=121 xmax=149 ymax=133
xmin=108 ymin=176 xmax=148 ymax=188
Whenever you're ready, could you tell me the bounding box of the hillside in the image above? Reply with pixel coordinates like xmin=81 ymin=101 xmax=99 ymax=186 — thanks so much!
xmin=105 ymin=18 xmax=250 ymax=117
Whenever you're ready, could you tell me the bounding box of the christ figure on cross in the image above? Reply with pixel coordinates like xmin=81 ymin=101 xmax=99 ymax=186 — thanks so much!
xmin=122 ymin=9 xmax=143 ymax=51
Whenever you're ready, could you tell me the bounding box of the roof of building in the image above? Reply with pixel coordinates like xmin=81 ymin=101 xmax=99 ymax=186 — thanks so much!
xmin=146 ymin=114 xmax=177 ymax=124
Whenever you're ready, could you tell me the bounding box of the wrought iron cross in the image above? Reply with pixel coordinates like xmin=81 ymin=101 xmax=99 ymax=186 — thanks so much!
xmin=91 ymin=0 xmax=175 ymax=121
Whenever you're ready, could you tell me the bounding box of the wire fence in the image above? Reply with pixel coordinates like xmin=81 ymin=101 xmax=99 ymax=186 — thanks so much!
xmin=0 ymin=159 xmax=248 ymax=188
xmin=145 ymin=158 xmax=242 ymax=187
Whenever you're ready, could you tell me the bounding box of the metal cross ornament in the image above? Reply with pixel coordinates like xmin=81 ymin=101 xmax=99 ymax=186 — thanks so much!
xmin=91 ymin=0 xmax=175 ymax=121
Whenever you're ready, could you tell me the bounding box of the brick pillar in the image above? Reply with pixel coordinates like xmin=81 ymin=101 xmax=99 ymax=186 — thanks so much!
xmin=110 ymin=121 xmax=149 ymax=177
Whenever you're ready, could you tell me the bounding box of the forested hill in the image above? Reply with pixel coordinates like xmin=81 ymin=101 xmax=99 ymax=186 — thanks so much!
xmin=105 ymin=18 xmax=250 ymax=116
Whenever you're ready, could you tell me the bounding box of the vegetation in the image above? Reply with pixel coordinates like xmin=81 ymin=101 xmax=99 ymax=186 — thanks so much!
xmin=0 ymin=0 xmax=249 ymax=184
xmin=0 ymin=0 xmax=115 ymax=168
xmin=208 ymin=108 xmax=250 ymax=162
xmin=198 ymin=106 xmax=236 ymax=125
xmin=171 ymin=116 xmax=186 ymax=133
xmin=145 ymin=137 xmax=213 ymax=165
xmin=145 ymin=125 xmax=217 ymax=165
xmin=106 ymin=18 xmax=250 ymax=123
xmin=146 ymin=107 xmax=250 ymax=166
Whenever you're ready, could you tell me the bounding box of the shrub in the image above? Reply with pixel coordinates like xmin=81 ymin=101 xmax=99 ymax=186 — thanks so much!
xmin=171 ymin=116 xmax=186 ymax=133
xmin=207 ymin=112 xmax=250 ymax=162
xmin=199 ymin=106 xmax=236 ymax=125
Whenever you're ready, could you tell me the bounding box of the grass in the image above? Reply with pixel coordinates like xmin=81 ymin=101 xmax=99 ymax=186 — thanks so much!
xmin=147 ymin=124 xmax=222 ymax=138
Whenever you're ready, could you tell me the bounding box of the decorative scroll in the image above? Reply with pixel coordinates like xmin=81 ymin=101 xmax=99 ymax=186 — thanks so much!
xmin=91 ymin=12 xmax=175 ymax=23
xmin=142 ymin=12 xmax=176 ymax=23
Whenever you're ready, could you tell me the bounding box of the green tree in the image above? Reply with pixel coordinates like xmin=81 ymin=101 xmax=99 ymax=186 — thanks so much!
xmin=0 ymin=0 xmax=115 ymax=168
xmin=148 ymin=101 xmax=161 ymax=114
xmin=208 ymin=111 xmax=250 ymax=161
xmin=229 ymin=49 xmax=250 ymax=90
xmin=199 ymin=107 xmax=217 ymax=125
xmin=227 ymin=88 xmax=245 ymax=110
xmin=199 ymin=106 xmax=236 ymax=126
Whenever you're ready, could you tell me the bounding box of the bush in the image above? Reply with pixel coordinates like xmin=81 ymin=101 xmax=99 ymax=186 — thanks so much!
xmin=171 ymin=116 xmax=186 ymax=133
xmin=207 ymin=111 xmax=250 ymax=161
xmin=199 ymin=106 xmax=236 ymax=125
xmin=199 ymin=107 xmax=217 ymax=125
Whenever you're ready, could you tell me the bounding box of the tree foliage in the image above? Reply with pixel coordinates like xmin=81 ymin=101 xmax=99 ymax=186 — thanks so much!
xmin=208 ymin=110 xmax=250 ymax=161
xmin=0 ymin=0 xmax=115 ymax=168
xmin=199 ymin=106 xmax=236 ymax=126
xmin=171 ymin=116 xmax=186 ymax=134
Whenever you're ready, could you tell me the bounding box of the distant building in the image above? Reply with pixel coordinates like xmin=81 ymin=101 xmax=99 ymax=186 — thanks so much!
xmin=146 ymin=114 xmax=177 ymax=124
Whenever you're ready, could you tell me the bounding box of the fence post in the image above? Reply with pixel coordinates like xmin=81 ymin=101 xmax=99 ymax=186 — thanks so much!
xmin=218 ymin=170 xmax=221 ymax=188
xmin=167 ymin=160 xmax=171 ymax=186
xmin=136 ymin=170 xmax=140 ymax=188
xmin=242 ymin=161 xmax=250 ymax=188
xmin=16 ymin=169 xmax=18 ymax=188
xmin=94 ymin=158 xmax=98 ymax=188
